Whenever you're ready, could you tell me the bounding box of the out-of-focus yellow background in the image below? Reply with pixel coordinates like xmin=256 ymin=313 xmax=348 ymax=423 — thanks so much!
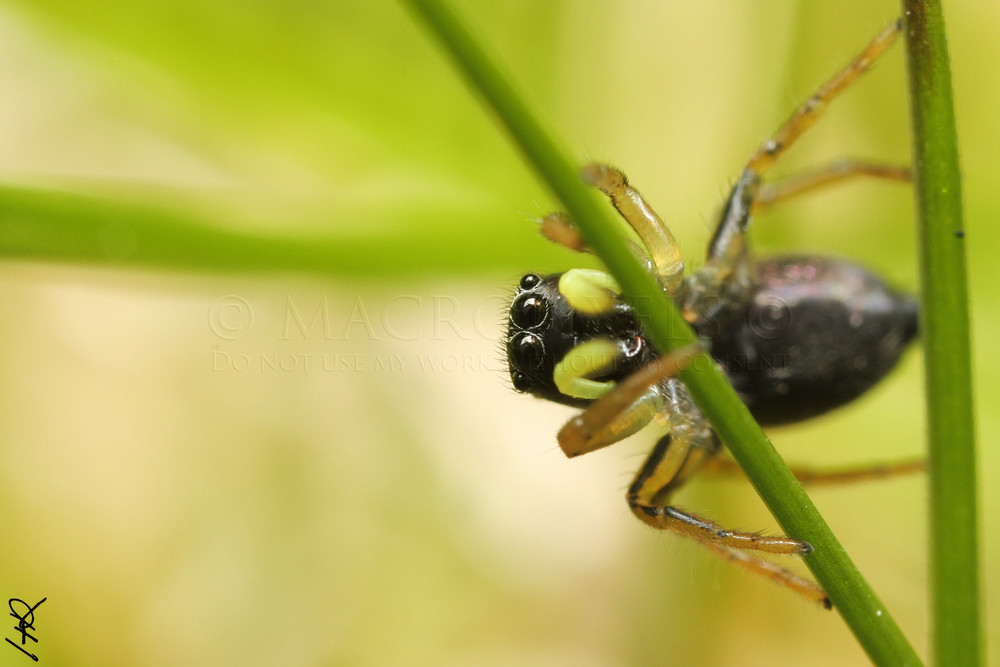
xmin=0 ymin=1 xmax=995 ymax=665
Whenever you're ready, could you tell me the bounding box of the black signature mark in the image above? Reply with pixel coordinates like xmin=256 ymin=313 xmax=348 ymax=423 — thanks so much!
xmin=6 ymin=597 xmax=46 ymax=662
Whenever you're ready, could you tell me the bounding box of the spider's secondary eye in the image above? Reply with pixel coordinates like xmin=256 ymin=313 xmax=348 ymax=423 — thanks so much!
xmin=511 ymin=371 xmax=532 ymax=392
xmin=519 ymin=273 xmax=542 ymax=290
xmin=510 ymin=293 xmax=548 ymax=329
xmin=507 ymin=332 xmax=545 ymax=372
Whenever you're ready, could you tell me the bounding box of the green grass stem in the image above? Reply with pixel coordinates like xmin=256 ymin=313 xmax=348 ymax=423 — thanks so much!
xmin=0 ymin=184 xmax=533 ymax=277
xmin=900 ymin=3 xmax=982 ymax=665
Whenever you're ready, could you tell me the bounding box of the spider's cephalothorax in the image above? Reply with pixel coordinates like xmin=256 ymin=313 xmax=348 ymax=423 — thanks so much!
xmin=507 ymin=272 xmax=653 ymax=407
xmin=503 ymin=20 xmax=919 ymax=608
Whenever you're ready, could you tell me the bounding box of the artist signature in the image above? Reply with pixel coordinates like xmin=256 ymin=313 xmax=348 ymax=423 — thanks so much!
xmin=6 ymin=597 xmax=46 ymax=662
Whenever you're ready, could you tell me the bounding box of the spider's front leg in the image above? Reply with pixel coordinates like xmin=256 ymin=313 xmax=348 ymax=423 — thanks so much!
xmin=538 ymin=163 xmax=684 ymax=294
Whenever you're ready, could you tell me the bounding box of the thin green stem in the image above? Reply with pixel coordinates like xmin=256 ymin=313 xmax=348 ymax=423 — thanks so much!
xmin=900 ymin=3 xmax=981 ymax=665
xmin=400 ymin=0 xmax=922 ymax=664
xmin=0 ymin=184 xmax=532 ymax=277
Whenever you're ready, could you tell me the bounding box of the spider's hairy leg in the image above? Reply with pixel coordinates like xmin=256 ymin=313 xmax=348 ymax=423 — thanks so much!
xmin=700 ymin=455 xmax=925 ymax=486
xmin=683 ymin=19 xmax=902 ymax=323
xmin=558 ymin=343 xmax=702 ymax=458
xmin=539 ymin=211 xmax=588 ymax=253
xmin=627 ymin=428 xmax=830 ymax=606
xmin=580 ymin=163 xmax=685 ymax=294
xmin=537 ymin=163 xmax=683 ymax=291
xmin=703 ymin=541 xmax=832 ymax=609
xmin=627 ymin=434 xmax=808 ymax=556
xmin=754 ymin=159 xmax=911 ymax=212
xmin=744 ymin=19 xmax=902 ymax=176
xmin=681 ymin=170 xmax=758 ymax=323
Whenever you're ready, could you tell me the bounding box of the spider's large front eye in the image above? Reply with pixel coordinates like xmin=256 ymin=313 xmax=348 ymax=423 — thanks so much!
xmin=507 ymin=331 xmax=545 ymax=372
xmin=510 ymin=292 xmax=548 ymax=329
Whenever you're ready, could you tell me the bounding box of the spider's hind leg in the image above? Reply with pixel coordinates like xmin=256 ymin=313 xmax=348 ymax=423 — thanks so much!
xmin=700 ymin=455 xmax=925 ymax=486
xmin=557 ymin=340 xmax=831 ymax=606
xmin=626 ymin=402 xmax=830 ymax=607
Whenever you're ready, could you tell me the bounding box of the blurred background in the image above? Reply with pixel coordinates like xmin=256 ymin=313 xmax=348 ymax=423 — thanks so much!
xmin=0 ymin=1 xmax=995 ymax=665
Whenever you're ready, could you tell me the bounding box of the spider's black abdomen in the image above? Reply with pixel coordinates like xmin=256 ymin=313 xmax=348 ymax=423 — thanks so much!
xmin=705 ymin=256 xmax=918 ymax=425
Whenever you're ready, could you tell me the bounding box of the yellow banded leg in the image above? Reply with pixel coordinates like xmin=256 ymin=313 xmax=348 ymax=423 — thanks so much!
xmin=754 ymin=159 xmax=911 ymax=212
xmin=685 ymin=21 xmax=903 ymax=323
xmin=700 ymin=456 xmax=925 ymax=486
xmin=539 ymin=212 xmax=588 ymax=253
xmin=627 ymin=433 xmax=828 ymax=606
xmin=627 ymin=437 xmax=810 ymax=556
xmin=702 ymin=541 xmax=831 ymax=609
xmin=744 ymin=20 xmax=902 ymax=176
xmin=580 ymin=163 xmax=684 ymax=294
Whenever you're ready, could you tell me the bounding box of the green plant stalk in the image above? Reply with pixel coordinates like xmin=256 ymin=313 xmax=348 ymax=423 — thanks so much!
xmin=0 ymin=184 xmax=536 ymax=277
xmin=400 ymin=0 xmax=922 ymax=664
xmin=900 ymin=3 xmax=981 ymax=665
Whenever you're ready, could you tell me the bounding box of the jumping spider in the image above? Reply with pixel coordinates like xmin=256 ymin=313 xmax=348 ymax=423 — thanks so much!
xmin=505 ymin=21 xmax=918 ymax=607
